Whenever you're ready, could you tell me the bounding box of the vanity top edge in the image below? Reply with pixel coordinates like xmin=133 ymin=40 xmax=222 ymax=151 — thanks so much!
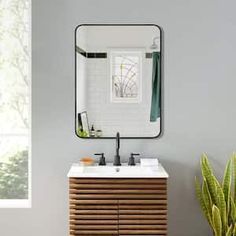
xmin=67 ymin=163 xmax=169 ymax=178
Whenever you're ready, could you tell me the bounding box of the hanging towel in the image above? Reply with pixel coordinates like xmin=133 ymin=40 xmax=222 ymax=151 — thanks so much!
xmin=150 ymin=51 xmax=161 ymax=122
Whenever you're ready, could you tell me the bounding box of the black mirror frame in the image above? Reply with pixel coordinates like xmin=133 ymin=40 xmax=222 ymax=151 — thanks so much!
xmin=75 ymin=24 xmax=163 ymax=139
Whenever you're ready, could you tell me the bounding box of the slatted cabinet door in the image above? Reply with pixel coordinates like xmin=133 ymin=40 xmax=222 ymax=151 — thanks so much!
xmin=69 ymin=178 xmax=167 ymax=236
xmin=69 ymin=178 xmax=119 ymax=236
xmin=118 ymin=179 xmax=167 ymax=236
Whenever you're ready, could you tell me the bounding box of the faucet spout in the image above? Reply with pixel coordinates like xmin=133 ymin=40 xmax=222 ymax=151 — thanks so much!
xmin=113 ymin=132 xmax=121 ymax=166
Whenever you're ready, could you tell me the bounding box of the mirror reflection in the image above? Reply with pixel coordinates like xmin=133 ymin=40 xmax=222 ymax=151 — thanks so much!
xmin=75 ymin=24 xmax=162 ymax=138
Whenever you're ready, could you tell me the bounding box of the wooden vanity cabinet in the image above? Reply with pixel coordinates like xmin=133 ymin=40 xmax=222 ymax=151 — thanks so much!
xmin=69 ymin=178 xmax=167 ymax=236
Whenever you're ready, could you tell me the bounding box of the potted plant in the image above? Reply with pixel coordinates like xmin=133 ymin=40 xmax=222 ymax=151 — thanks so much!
xmin=195 ymin=153 xmax=236 ymax=236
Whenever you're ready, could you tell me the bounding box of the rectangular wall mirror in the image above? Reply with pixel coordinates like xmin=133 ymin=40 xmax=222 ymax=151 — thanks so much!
xmin=75 ymin=24 xmax=162 ymax=139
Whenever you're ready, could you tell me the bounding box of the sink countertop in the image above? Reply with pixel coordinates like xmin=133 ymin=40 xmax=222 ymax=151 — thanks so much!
xmin=67 ymin=163 xmax=169 ymax=178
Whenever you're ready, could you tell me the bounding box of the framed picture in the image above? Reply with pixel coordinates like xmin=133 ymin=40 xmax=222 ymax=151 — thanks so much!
xmin=78 ymin=111 xmax=90 ymax=137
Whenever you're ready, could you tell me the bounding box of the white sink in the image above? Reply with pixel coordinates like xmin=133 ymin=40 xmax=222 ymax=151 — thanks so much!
xmin=67 ymin=163 xmax=168 ymax=178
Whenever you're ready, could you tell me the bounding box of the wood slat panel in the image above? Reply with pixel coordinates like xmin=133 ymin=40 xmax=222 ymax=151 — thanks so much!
xmin=70 ymin=204 xmax=118 ymax=210
xmin=70 ymin=225 xmax=118 ymax=230
xmin=70 ymin=230 xmax=118 ymax=235
xmin=119 ymin=214 xmax=167 ymax=220
xmin=70 ymin=194 xmax=166 ymax=200
xmin=119 ymin=199 xmax=167 ymax=205
xmin=119 ymin=225 xmax=167 ymax=230
xmin=119 ymin=209 xmax=167 ymax=215
xmin=71 ymin=209 xmax=117 ymax=215
xmin=70 ymin=220 xmax=117 ymax=225
xmin=69 ymin=217 xmax=167 ymax=226
xmin=69 ymin=178 xmax=167 ymax=236
xmin=119 ymin=229 xmax=167 ymax=235
xmin=119 ymin=219 xmax=167 ymax=225
xmin=70 ymin=189 xmax=167 ymax=194
xmin=70 ymin=214 xmax=118 ymax=220
xmin=119 ymin=204 xmax=166 ymax=210
xmin=70 ymin=199 xmax=118 ymax=205
xmin=70 ymin=183 xmax=166 ymax=190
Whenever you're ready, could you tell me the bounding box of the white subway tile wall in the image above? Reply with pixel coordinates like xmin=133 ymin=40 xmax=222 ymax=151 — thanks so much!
xmin=85 ymin=59 xmax=160 ymax=137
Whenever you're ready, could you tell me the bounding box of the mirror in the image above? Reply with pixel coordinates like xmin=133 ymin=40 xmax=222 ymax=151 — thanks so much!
xmin=75 ymin=24 xmax=162 ymax=139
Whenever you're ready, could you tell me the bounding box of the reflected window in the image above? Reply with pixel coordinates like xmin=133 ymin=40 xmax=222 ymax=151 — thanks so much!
xmin=110 ymin=51 xmax=142 ymax=103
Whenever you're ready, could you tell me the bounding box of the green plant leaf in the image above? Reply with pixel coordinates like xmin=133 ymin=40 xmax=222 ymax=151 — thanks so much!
xmin=216 ymin=184 xmax=227 ymax=234
xmin=223 ymin=158 xmax=232 ymax=214
xmin=212 ymin=205 xmax=222 ymax=236
xmin=230 ymin=197 xmax=236 ymax=225
xmin=202 ymin=178 xmax=212 ymax=218
xmin=233 ymin=224 xmax=236 ymax=236
xmin=195 ymin=177 xmax=213 ymax=227
xmin=196 ymin=153 xmax=236 ymax=235
xmin=226 ymin=224 xmax=233 ymax=236
xmin=201 ymin=155 xmax=218 ymax=205
xmin=202 ymin=153 xmax=214 ymax=172
xmin=233 ymin=153 xmax=236 ymax=202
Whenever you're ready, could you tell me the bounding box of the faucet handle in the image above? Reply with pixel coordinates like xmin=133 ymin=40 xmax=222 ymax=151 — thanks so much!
xmin=94 ymin=153 xmax=106 ymax=166
xmin=128 ymin=153 xmax=140 ymax=166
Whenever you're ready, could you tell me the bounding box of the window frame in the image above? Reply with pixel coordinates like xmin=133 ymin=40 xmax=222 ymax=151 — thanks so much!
xmin=0 ymin=0 xmax=32 ymax=208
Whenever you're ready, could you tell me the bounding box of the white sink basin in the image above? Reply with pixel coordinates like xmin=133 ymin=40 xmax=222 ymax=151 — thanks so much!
xmin=67 ymin=164 xmax=168 ymax=178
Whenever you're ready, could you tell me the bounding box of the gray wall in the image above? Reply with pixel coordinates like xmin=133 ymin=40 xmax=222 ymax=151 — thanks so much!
xmin=1 ymin=0 xmax=236 ymax=235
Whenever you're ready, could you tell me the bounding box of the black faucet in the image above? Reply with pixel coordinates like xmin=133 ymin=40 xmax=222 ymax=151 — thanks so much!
xmin=113 ymin=132 xmax=121 ymax=166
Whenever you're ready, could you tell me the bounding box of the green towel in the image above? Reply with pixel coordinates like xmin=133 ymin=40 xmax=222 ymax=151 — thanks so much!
xmin=150 ymin=51 xmax=161 ymax=122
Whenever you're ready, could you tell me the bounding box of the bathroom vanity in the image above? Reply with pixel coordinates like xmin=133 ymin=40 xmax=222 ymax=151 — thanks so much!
xmin=68 ymin=164 xmax=168 ymax=235
xmin=72 ymin=23 xmax=167 ymax=235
